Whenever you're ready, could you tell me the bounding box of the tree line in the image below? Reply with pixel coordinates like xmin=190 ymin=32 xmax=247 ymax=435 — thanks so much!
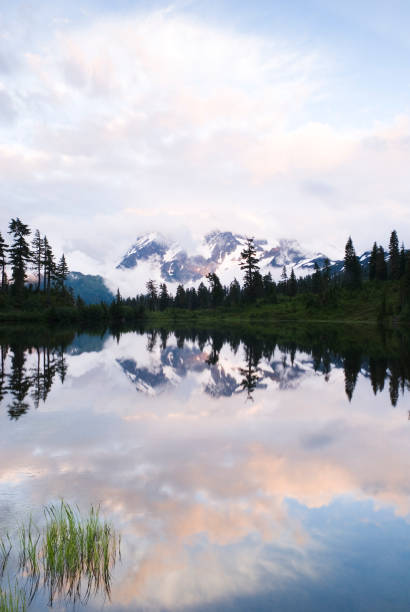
xmin=0 ymin=217 xmax=70 ymax=299
xmin=1 ymin=217 xmax=409 ymax=324
xmin=124 ymin=230 xmax=410 ymax=317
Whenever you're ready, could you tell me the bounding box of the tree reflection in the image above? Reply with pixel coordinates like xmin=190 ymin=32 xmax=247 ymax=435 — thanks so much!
xmin=1 ymin=324 xmax=410 ymax=417
xmin=0 ymin=329 xmax=72 ymax=420
xmin=8 ymin=345 xmax=31 ymax=419
xmin=206 ymin=333 xmax=224 ymax=366
xmin=239 ymin=342 xmax=262 ymax=400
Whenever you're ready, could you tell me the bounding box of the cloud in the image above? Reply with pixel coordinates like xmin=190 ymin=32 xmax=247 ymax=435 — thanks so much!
xmin=0 ymin=6 xmax=409 ymax=276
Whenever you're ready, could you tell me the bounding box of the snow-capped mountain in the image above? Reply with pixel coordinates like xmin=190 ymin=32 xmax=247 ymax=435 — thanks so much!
xmin=117 ymin=230 xmax=334 ymax=287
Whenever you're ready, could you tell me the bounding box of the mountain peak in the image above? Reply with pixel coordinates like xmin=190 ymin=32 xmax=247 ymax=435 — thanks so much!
xmin=117 ymin=230 xmax=332 ymax=286
xmin=117 ymin=232 xmax=171 ymax=269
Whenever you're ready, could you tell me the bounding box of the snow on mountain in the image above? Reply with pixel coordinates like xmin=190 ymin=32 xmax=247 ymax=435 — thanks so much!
xmin=116 ymin=230 xmax=332 ymax=290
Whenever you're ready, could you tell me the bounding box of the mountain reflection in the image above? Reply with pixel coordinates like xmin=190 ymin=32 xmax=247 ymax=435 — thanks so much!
xmin=0 ymin=324 xmax=409 ymax=417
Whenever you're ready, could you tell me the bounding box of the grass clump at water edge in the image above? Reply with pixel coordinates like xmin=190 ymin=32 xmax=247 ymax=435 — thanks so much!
xmin=1 ymin=501 xmax=120 ymax=608
xmin=40 ymin=501 xmax=119 ymax=604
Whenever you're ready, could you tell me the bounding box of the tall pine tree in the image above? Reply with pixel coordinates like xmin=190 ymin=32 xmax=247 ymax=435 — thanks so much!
xmin=312 ymin=262 xmax=322 ymax=294
xmin=344 ymin=236 xmax=362 ymax=289
xmin=388 ymin=230 xmax=400 ymax=280
xmin=369 ymin=242 xmax=378 ymax=281
xmin=159 ymin=283 xmax=170 ymax=311
xmin=240 ymin=237 xmax=260 ymax=302
xmin=8 ymin=218 xmax=31 ymax=295
xmin=56 ymin=254 xmax=69 ymax=290
xmin=288 ymin=268 xmax=297 ymax=297
xmin=375 ymin=246 xmax=387 ymax=281
xmin=146 ymin=279 xmax=158 ymax=310
xmin=42 ymin=237 xmax=56 ymax=293
xmin=31 ymin=229 xmax=43 ymax=291
xmin=197 ymin=282 xmax=209 ymax=308
xmin=206 ymin=272 xmax=225 ymax=306
xmin=0 ymin=232 xmax=8 ymax=291
xmin=399 ymin=243 xmax=406 ymax=278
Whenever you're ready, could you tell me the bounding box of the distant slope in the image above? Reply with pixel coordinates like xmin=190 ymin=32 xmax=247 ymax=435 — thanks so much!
xmin=66 ymin=272 xmax=114 ymax=304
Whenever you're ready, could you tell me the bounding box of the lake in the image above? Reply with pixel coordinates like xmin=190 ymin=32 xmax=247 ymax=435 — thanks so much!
xmin=0 ymin=323 xmax=410 ymax=611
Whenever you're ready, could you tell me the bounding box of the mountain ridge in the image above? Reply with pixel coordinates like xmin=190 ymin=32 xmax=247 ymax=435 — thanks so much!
xmin=117 ymin=229 xmax=335 ymax=286
xmin=68 ymin=231 xmax=374 ymax=303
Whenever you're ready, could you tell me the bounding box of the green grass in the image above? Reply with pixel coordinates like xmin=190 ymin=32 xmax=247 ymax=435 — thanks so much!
xmin=1 ymin=501 xmax=120 ymax=608
xmin=0 ymin=581 xmax=27 ymax=612
xmin=40 ymin=502 xmax=119 ymax=604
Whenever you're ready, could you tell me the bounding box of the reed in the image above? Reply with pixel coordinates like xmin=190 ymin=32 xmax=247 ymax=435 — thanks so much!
xmin=18 ymin=519 xmax=40 ymax=576
xmin=1 ymin=501 xmax=120 ymax=607
xmin=0 ymin=581 xmax=27 ymax=612
xmin=0 ymin=534 xmax=12 ymax=578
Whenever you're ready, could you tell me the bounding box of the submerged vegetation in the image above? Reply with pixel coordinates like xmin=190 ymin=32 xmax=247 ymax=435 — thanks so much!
xmin=0 ymin=501 xmax=120 ymax=609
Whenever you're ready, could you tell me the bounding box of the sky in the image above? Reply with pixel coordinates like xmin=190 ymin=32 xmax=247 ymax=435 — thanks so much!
xmin=1 ymin=0 xmax=410 ymax=274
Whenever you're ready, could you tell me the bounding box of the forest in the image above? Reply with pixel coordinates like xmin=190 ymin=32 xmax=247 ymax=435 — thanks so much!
xmin=0 ymin=217 xmax=409 ymax=325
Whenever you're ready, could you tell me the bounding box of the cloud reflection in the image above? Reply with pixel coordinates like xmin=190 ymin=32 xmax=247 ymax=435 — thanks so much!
xmin=0 ymin=329 xmax=410 ymax=609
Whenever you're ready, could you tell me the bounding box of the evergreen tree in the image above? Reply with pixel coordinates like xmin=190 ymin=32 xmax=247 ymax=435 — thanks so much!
xmin=262 ymin=272 xmax=277 ymax=303
xmin=55 ymin=254 xmax=69 ymax=290
xmin=206 ymin=272 xmax=224 ymax=307
xmin=322 ymin=258 xmax=332 ymax=288
xmin=388 ymin=230 xmax=400 ymax=280
xmin=312 ymin=262 xmax=322 ymax=294
xmin=344 ymin=236 xmax=361 ymax=289
xmin=8 ymin=218 xmax=31 ymax=294
xmin=197 ymin=282 xmax=209 ymax=308
xmin=288 ymin=268 xmax=297 ymax=297
xmin=369 ymin=242 xmax=378 ymax=281
xmin=240 ymin=237 xmax=260 ymax=301
xmin=375 ymin=246 xmax=387 ymax=281
xmin=42 ymin=236 xmax=56 ymax=292
xmin=279 ymin=266 xmax=288 ymax=294
xmin=31 ymin=229 xmax=43 ymax=291
xmin=0 ymin=232 xmax=8 ymax=291
xmin=174 ymin=284 xmax=186 ymax=308
xmin=253 ymin=271 xmax=264 ymax=298
xmin=159 ymin=283 xmax=170 ymax=311
xmin=44 ymin=239 xmax=56 ymax=293
xmin=146 ymin=279 xmax=158 ymax=310
xmin=42 ymin=237 xmax=48 ymax=291
xmin=109 ymin=288 xmax=123 ymax=321
xmin=186 ymin=287 xmax=199 ymax=310
xmin=400 ymin=243 xmax=406 ymax=278
xmin=400 ymin=251 xmax=410 ymax=314
xmin=227 ymin=278 xmax=241 ymax=306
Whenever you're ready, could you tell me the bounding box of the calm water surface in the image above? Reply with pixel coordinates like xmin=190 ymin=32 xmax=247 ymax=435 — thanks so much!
xmin=0 ymin=324 xmax=410 ymax=611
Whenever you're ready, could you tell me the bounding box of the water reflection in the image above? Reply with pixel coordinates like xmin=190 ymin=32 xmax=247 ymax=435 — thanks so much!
xmin=0 ymin=341 xmax=70 ymax=420
xmin=1 ymin=324 xmax=409 ymax=417
xmin=0 ymin=324 xmax=410 ymax=610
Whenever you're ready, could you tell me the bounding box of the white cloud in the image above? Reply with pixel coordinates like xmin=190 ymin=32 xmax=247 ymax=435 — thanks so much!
xmin=0 ymin=7 xmax=409 ymax=276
